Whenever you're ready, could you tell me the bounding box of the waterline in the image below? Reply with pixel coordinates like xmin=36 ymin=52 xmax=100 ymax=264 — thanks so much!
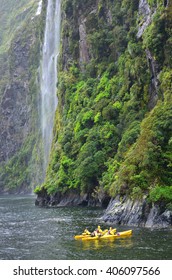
xmin=0 ymin=196 xmax=172 ymax=260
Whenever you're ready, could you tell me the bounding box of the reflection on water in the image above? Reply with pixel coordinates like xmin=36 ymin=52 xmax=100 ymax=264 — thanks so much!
xmin=0 ymin=195 xmax=172 ymax=260
xmin=80 ymin=237 xmax=133 ymax=251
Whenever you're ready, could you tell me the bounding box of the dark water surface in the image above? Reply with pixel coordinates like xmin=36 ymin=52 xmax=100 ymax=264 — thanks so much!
xmin=0 ymin=196 xmax=171 ymax=260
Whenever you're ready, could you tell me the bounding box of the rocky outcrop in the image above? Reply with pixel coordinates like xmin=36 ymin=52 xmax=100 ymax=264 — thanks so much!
xmin=61 ymin=4 xmax=105 ymax=70
xmin=137 ymin=0 xmax=152 ymax=39
xmin=35 ymin=190 xmax=88 ymax=207
xmin=35 ymin=189 xmax=110 ymax=208
xmin=164 ymin=0 xmax=169 ymax=7
xmin=35 ymin=190 xmax=172 ymax=228
xmin=79 ymin=17 xmax=90 ymax=67
xmin=103 ymin=195 xmax=172 ymax=228
xmin=137 ymin=0 xmax=160 ymax=109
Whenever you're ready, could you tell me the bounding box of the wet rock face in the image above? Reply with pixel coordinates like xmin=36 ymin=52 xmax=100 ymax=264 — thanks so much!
xmin=61 ymin=3 xmax=114 ymax=70
xmin=137 ymin=0 xmax=151 ymax=38
xmin=145 ymin=206 xmax=172 ymax=228
xmin=79 ymin=17 xmax=90 ymax=66
xmin=164 ymin=0 xmax=169 ymax=7
xmin=0 ymin=34 xmax=34 ymax=162
xmin=35 ymin=191 xmax=88 ymax=207
xmin=137 ymin=0 xmax=160 ymax=109
xmin=103 ymin=196 xmax=172 ymax=228
xmin=35 ymin=189 xmax=110 ymax=208
xmin=35 ymin=188 xmax=51 ymax=207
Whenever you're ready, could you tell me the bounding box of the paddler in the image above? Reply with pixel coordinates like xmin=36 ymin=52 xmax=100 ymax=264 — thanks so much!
xmin=102 ymin=226 xmax=114 ymax=236
xmin=91 ymin=225 xmax=103 ymax=237
xmin=97 ymin=225 xmax=103 ymax=234
xmin=83 ymin=228 xmax=91 ymax=235
xmin=107 ymin=227 xmax=114 ymax=235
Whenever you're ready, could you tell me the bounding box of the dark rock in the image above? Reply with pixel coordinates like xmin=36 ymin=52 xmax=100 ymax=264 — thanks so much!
xmin=145 ymin=205 xmax=172 ymax=228
xmin=79 ymin=17 xmax=90 ymax=67
xmin=137 ymin=0 xmax=152 ymax=38
xmin=103 ymin=195 xmax=172 ymax=228
xmin=0 ymin=32 xmax=35 ymax=164
xmin=35 ymin=189 xmax=110 ymax=209
xmin=35 ymin=189 xmax=88 ymax=207
xmin=164 ymin=0 xmax=169 ymax=7
xmin=35 ymin=188 xmax=51 ymax=207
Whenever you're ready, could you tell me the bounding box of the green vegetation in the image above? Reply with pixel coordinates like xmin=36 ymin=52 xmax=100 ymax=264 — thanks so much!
xmin=149 ymin=185 xmax=172 ymax=204
xmin=0 ymin=136 xmax=36 ymax=193
xmin=0 ymin=0 xmax=47 ymax=193
xmin=1 ymin=0 xmax=171 ymax=206
xmin=0 ymin=0 xmax=38 ymax=54
xmin=39 ymin=0 xmax=172 ymax=209
xmin=0 ymin=0 xmax=39 ymax=100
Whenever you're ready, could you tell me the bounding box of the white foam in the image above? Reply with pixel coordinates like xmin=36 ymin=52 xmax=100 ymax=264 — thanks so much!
xmin=36 ymin=0 xmax=42 ymax=16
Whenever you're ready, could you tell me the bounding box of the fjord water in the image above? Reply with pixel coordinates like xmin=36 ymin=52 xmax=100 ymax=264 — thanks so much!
xmin=0 ymin=196 xmax=171 ymax=260
xmin=40 ymin=0 xmax=61 ymax=173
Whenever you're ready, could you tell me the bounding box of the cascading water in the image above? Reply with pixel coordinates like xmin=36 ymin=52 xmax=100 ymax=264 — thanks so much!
xmin=40 ymin=0 xmax=61 ymax=175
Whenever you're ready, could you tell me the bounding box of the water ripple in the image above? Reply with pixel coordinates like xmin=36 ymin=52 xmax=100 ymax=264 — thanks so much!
xmin=0 ymin=196 xmax=172 ymax=260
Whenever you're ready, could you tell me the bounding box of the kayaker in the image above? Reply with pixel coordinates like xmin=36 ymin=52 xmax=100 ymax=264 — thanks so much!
xmin=91 ymin=225 xmax=103 ymax=237
xmin=83 ymin=228 xmax=91 ymax=235
xmin=97 ymin=225 xmax=103 ymax=234
xmin=107 ymin=227 xmax=114 ymax=235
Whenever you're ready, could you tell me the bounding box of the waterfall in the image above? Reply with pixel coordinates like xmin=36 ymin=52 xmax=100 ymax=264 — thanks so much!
xmin=40 ymin=0 xmax=61 ymax=175
xmin=36 ymin=0 xmax=43 ymax=16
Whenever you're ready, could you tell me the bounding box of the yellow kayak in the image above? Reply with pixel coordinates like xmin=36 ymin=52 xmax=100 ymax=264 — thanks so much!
xmin=74 ymin=234 xmax=91 ymax=240
xmin=81 ymin=230 xmax=132 ymax=241
xmin=74 ymin=229 xmax=109 ymax=240
xmin=74 ymin=228 xmax=117 ymax=240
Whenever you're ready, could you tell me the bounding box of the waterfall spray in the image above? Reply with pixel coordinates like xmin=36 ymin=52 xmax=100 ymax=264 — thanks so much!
xmin=40 ymin=0 xmax=61 ymax=176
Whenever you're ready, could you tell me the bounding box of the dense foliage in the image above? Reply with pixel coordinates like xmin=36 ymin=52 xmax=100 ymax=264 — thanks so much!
xmin=38 ymin=0 xmax=172 ymax=207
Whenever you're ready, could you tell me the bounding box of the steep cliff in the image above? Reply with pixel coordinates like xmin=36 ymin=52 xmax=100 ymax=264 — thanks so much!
xmin=36 ymin=0 xmax=172 ymax=227
xmin=0 ymin=0 xmax=171 ymax=227
xmin=0 ymin=0 xmax=47 ymax=193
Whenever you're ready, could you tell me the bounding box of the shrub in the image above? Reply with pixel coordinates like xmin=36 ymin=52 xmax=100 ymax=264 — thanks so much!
xmin=149 ymin=185 xmax=172 ymax=203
